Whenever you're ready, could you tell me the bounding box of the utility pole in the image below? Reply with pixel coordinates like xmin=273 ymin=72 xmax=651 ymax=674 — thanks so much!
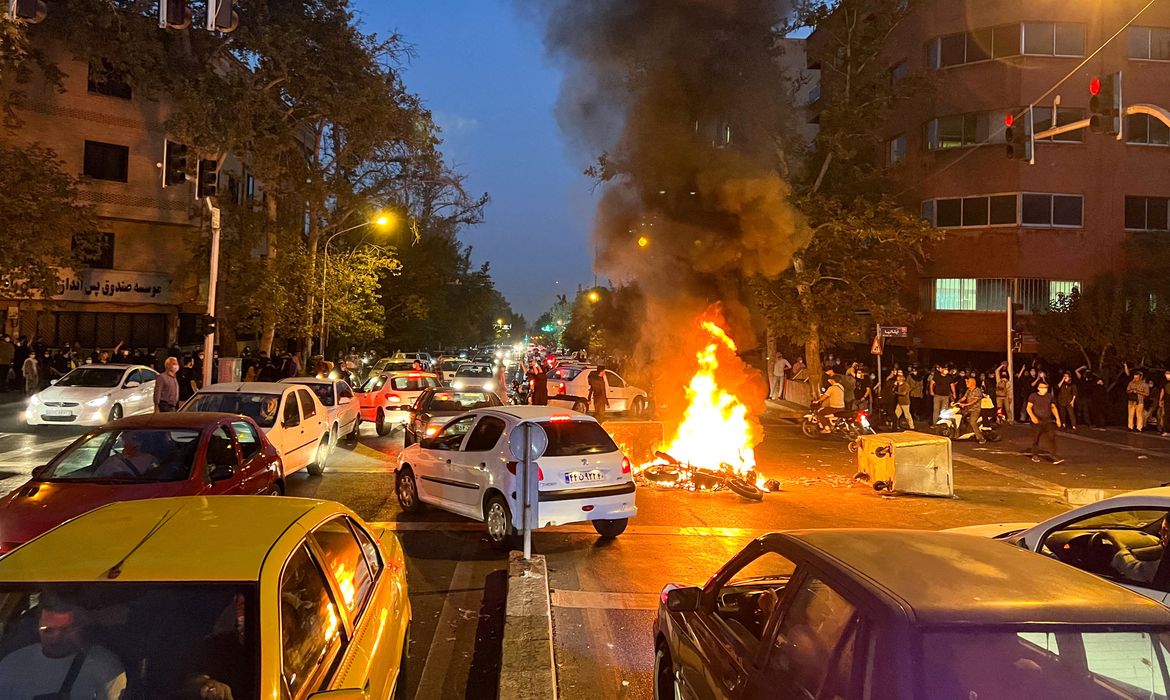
xmin=203 ymin=198 xmax=221 ymax=388
xmin=1006 ymin=295 xmax=1014 ymax=421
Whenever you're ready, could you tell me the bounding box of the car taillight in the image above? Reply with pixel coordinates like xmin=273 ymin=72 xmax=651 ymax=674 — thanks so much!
xmin=387 ymin=394 xmax=402 ymax=403
xmin=621 ymin=456 xmax=631 ymax=475
xmin=505 ymin=461 xmax=543 ymax=480
xmin=555 ymin=382 xmax=566 ymax=395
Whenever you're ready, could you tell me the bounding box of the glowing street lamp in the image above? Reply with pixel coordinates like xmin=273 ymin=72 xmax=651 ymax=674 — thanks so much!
xmin=637 ymin=236 xmax=650 ymax=249
xmin=587 ymin=290 xmax=600 ymax=303
xmin=320 ymin=212 xmax=397 ymax=354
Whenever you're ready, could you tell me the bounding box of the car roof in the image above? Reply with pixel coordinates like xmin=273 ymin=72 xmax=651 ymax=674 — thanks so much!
xmin=385 ymin=371 xmax=439 ymax=378
xmin=0 ymin=496 xmax=347 ymax=583
xmin=279 ymin=377 xmax=333 ymax=386
xmin=104 ymin=412 xmax=241 ymax=429
xmin=67 ymin=364 xmax=139 ymax=371
xmin=195 ymin=382 xmax=296 ymax=394
xmin=776 ymin=529 xmax=1170 ymax=626
xmin=477 ymin=405 xmax=590 ymax=422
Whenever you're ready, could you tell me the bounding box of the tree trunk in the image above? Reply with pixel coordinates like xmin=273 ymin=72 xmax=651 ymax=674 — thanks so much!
xmin=258 ymin=193 xmax=279 ymax=356
xmin=805 ymin=325 xmax=823 ymax=391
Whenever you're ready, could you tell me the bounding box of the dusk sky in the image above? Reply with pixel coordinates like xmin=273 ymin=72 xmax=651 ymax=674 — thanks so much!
xmin=357 ymin=1 xmax=597 ymax=321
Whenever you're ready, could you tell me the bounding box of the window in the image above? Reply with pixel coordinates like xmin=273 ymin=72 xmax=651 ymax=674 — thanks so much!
xmin=432 ymin=415 xmax=475 ymax=450
xmin=713 ymin=551 xmax=796 ymax=644
xmin=886 ymin=134 xmax=907 ymax=164
xmin=992 ymin=24 xmax=1021 ymax=58
xmin=87 ymin=58 xmax=131 ymax=99
xmin=280 ymin=545 xmax=344 ymax=698
xmin=232 ymin=420 xmax=262 ymax=460
xmin=312 ymin=518 xmax=376 ymax=617
xmin=928 ymin=25 xmax=1020 ymax=68
xmin=246 ymin=173 xmax=256 ymax=200
xmin=889 ymin=61 xmax=907 ymax=84
xmin=920 ymin=200 xmax=935 ymax=224
xmin=1127 ymin=114 xmax=1170 ymax=145
xmin=1125 ymin=196 xmax=1170 ymax=231
xmin=351 ymin=520 xmax=383 ymax=578
xmin=82 ymin=140 xmax=129 ymax=182
xmin=927 ymin=195 xmax=1017 ymax=228
xmin=606 ymin=372 xmax=626 ymax=388
xmin=464 ymin=416 xmax=506 ymax=452
xmin=1023 ymin=22 xmax=1085 ymax=56
xmin=1038 ymin=508 xmax=1169 ymax=589
xmin=227 ymin=173 xmax=241 ymax=205
xmin=935 ymin=278 xmax=976 ymax=311
xmin=282 ymin=396 xmax=300 ymax=428
xmin=768 ymin=577 xmax=859 ymax=698
xmin=297 ymin=389 xmax=317 ymax=419
xmin=205 ymin=426 xmax=239 ymax=470
xmin=1129 ymin=27 xmax=1170 ymax=60
xmin=1021 ymin=193 xmax=1082 ymax=227
xmin=1033 ymin=106 xmax=1086 ymax=142
xmin=338 ymin=383 xmax=354 ymax=401
xmin=538 ymin=420 xmax=619 ymax=456
xmin=930 ymin=278 xmax=1080 ymax=312
xmin=926 ymin=112 xmax=1001 ymax=150
xmin=71 ymin=232 xmax=114 ymax=269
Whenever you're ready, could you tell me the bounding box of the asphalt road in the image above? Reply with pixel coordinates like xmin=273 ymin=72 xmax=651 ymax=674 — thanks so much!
xmin=1 ymin=394 xmax=1169 ymax=699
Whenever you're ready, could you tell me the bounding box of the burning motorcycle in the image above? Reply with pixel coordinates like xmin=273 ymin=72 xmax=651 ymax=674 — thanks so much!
xmin=639 ymin=451 xmax=768 ymax=501
xmin=800 ymin=409 xmax=876 ymax=452
xmin=935 ymin=404 xmax=1002 ymax=442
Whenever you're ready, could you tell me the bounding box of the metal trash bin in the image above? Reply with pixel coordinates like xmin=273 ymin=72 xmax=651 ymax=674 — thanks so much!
xmin=857 ymin=431 xmax=953 ymax=497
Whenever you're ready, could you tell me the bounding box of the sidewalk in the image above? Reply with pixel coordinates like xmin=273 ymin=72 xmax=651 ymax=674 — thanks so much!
xmin=763 ymin=398 xmax=807 ymax=422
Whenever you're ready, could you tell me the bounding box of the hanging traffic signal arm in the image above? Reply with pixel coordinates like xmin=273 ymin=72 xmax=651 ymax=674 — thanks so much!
xmin=1031 ymin=104 xmax=1170 ymax=141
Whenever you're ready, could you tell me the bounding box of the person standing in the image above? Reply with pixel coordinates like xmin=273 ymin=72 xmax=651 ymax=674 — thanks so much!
xmin=956 ymin=377 xmax=987 ymax=443
xmin=930 ymin=366 xmax=951 ymax=424
xmin=1160 ymin=371 xmax=1170 ymax=437
xmin=893 ymin=371 xmax=914 ymax=430
xmin=21 ymin=350 xmax=39 ymax=395
xmin=0 ymin=334 xmax=13 ymax=393
xmin=771 ymin=354 xmax=790 ymax=401
xmin=1027 ymin=381 xmax=1064 ymax=464
xmin=1055 ymin=371 xmax=1078 ymax=431
xmin=154 ymin=357 xmax=181 ymax=412
xmin=587 ymin=365 xmax=608 ymax=422
xmin=1126 ymin=369 xmax=1150 ymax=432
xmin=842 ymin=364 xmax=858 ymax=411
xmin=907 ymin=368 xmax=924 ymax=422
xmin=527 ymin=360 xmax=549 ymax=406
xmin=177 ymin=356 xmax=198 ymax=403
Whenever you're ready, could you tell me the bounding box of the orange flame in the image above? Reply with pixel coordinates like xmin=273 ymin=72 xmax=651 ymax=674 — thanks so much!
xmin=657 ymin=319 xmax=757 ymax=475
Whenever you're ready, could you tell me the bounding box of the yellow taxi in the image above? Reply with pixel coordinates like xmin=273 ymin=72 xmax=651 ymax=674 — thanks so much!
xmin=0 ymin=496 xmax=410 ymax=700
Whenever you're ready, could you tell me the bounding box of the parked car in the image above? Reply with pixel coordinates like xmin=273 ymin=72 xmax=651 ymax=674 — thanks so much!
xmin=25 ymin=364 xmax=158 ymax=426
xmin=546 ymin=364 xmax=651 ymax=417
xmin=181 ymin=382 xmax=332 ymax=476
xmin=395 ymin=406 xmax=637 ymax=548
xmin=949 ymin=485 xmax=1170 ymax=605
xmin=0 ymin=413 xmax=282 ymax=553
xmin=654 ymin=528 xmax=1170 ymax=700
xmin=403 ymin=388 xmax=504 ymax=446
xmin=281 ymin=377 xmax=361 ymax=444
xmin=450 ymin=363 xmax=498 ymax=392
xmin=357 ymin=371 xmax=442 ymax=436
xmin=0 ymin=496 xmax=410 ymax=699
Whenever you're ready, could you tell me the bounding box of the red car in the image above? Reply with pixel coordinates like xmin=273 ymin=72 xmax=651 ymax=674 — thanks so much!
xmin=0 ymin=412 xmax=282 ymax=554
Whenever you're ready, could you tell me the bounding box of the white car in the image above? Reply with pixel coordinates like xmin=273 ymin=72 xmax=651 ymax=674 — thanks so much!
xmin=949 ymin=486 xmax=1170 ymax=605
xmin=450 ymin=363 xmax=498 ymax=393
xmin=280 ymin=377 xmax=361 ymax=444
xmin=435 ymin=358 xmax=465 ymax=383
xmin=181 ymin=382 xmax=332 ymax=476
xmin=394 ymin=406 xmax=637 ymax=548
xmin=546 ymin=364 xmax=651 ymax=417
xmin=25 ymin=364 xmax=157 ymax=426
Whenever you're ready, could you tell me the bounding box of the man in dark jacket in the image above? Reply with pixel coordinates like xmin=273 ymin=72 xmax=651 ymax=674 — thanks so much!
xmin=587 ymin=366 xmax=609 ymax=422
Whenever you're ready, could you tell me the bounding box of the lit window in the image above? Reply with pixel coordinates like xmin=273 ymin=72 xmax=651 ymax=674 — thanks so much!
xmin=887 ymin=135 xmax=907 ymax=165
xmin=935 ymin=279 xmax=976 ymax=310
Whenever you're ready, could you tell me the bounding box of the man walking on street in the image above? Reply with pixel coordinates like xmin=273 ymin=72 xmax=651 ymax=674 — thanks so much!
xmin=0 ymin=334 xmax=12 ymax=393
xmin=1027 ymin=381 xmax=1064 ymax=464
xmin=957 ymin=377 xmax=986 ymax=443
xmin=154 ymin=357 xmax=180 ymax=413
xmin=995 ymin=363 xmax=1012 ymax=423
xmin=930 ymin=366 xmax=952 ymax=423
xmin=21 ymin=351 xmax=38 ymax=395
xmin=587 ymin=365 xmax=608 ymax=423
xmin=1127 ymin=369 xmax=1149 ymax=432
xmin=893 ymin=371 xmax=913 ymax=430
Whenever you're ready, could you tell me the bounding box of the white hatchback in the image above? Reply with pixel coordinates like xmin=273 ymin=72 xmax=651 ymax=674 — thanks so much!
xmin=394 ymin=405 xmax=637 ymax=548
xmin=26 ymin=364 xmax=157 ymax=427
xmin=280 ymin=377 xmax=361 ymax=443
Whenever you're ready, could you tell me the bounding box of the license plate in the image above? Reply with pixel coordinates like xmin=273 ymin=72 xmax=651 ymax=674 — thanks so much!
xmin=44 ymin=409 xmax=71 ymax=417
xmin=564 ymin=470 xmax=605 ymax=484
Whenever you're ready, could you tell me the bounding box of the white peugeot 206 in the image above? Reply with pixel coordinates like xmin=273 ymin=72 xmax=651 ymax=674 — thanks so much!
xmin=394 ymin=405 xmax=637 ymax=548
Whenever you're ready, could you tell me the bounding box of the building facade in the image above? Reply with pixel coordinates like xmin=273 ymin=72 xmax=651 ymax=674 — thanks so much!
xmin=1 ymin=43 xmax=257 ymax=352
xmin=824 ymin=0 xmax=1170 ymax=355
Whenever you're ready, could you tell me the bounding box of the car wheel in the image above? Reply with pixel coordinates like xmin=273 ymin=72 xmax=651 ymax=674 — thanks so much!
xmin=331 ymin=423 xmax=339 ymax=446
xmin=376 ymin=409 xmax=389 ymax=436
xmin=396 ymin=467 xmax=423 ymax=512
xmin=484 ymin=495 xmax=516 ymax=551
xmin=654 ymin=645 xmax=678 ymax=700
xmin=572 ymin=400 xmax=589 ymax=413
xmin=108 ymin=404 xmax=123 ymax=422
xmin=270 ymin=480 xmax=285 ymax=496
xmin=592 ymin=518 xmax=628 ymax=539
xmin=348 ymin=416 xmax=361 ymax=440
xmin=307 ymin=437 xmax=329 ymax=476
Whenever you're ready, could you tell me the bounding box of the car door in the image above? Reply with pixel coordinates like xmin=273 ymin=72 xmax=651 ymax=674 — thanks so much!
xmin=675 ymin=547 xmax=799 ymax=700
xmin=335 ymin=381 xmax=358 ymax=434
xmin=415 ymin=415 xmax=476 ymax=507
xmin=119 ymin=369 xmax=148 ymax=414
xmin=1029 ymin=506 xmax=1170 ymax=604
xmin=297 ymin=389 xmax=326 ymax=447
xmin=135 ymin=368 xmax=159 ymax=414
xmin=446 ymin=415 xmax=507 ymax=515
xmin=279 ymin=392 xmax=308 ymax=473
xmin=203 ymin=424 xmax=245 ymax=494
xmin=277 ymin=543 xmax=348 ymax=697
xmin=230 ymin=419 xmax=274 ymax=494
xmin=606 ymin=372 xmax=629 ymax=412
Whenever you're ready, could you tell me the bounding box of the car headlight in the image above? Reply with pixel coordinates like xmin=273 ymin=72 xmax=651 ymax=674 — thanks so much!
xmin=27 ymin=395 xmax=39 ymax=407
xmin=452 ymin=381 xmax=465 ymax=390
xmin=86 ymin=395 xmax=109 ymax=407
xmin=484 ymin=381 xmax=496 ymax=392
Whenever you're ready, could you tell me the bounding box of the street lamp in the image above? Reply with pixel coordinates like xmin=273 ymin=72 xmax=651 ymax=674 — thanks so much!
xmin=587 ymin=290 xmax=600 ymax=303
xmin=319 ymin=212 xmax=395 ymax=355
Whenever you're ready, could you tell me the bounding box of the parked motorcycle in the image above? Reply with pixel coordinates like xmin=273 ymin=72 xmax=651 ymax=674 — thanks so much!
xmin=935 ymin=404 xmax=1002 ymax=442
xmin=800 ymin=409 xmax=876 ymax=452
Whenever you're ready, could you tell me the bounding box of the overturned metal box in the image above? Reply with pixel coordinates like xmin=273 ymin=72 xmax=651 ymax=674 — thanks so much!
xmin=858 ymin=431 xmax=953 ymax=497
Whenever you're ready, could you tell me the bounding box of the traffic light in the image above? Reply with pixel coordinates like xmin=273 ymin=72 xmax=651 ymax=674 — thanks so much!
xmin=200 ymin=314 xmax=217 ymax=336
xmin=207 ymin=0 xmax=239 ymax=32
xmin=162 ymin=140 xmax=188 ymax=188
xmin=196 ymin=159 xmax=219 ymax=198
xmin=158 ymin=0 xmax=191 ymax=29
xmin=1089 ymin=72 xmax=1123 ymax=135
xmin=11 ymin=0 xmax=47 ymax=22
xmin=1004 ymin=111 xmax=1032 ymax=161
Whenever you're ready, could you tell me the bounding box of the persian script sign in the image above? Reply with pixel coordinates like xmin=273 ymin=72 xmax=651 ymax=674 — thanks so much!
xmin=54 ymin=269 xmax=172 ymax=304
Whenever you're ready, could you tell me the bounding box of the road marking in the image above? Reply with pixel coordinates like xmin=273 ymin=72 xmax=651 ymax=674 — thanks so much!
xmin=0 ymin=437 xmax=77 ymax=465
xmin=413 ymin=560 xmax=480 ymax=699
xmin=952 ymin=456 xmax=1065 ymax=495
xmin=1060 ymin=431 xmax=1170 ymax=458
xmin=550 ymin=590 xmax=659 ymax=611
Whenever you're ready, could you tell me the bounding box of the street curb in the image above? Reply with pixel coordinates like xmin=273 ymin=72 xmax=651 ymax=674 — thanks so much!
xmin=1065 ymin=487 xmax=1130 ymax=506
xmin=498 ymin=551 xmax=557 ymax=700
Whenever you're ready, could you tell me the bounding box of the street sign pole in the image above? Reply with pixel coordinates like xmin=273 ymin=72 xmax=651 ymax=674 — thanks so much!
xmin=875 ymin=323 xmax=882 ymax=387
xmin=203 ymin=198 xmax=221 ymax=389
xmin=1006 ymin=295 xmax=1015 ymax=422
xmin=510 ymin=421 xmax=548 ymax=561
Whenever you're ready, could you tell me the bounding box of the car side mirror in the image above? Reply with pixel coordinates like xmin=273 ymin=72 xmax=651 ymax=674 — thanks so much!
xmin=124 ymin=380 xmax=141 ymax=388
xmin=419 ymin=438 xmax=436 ymax=450
xmin=31 ymin=465 xmax=49 ymax=480
xmin=307 ymin=690 xmax=367 ymax=700
xmin=665 ymin=586 xmax=702 ymax=613
xmin=48 ymin=379 xmax=58 ymax=386
xmin=209 ymin=464 xmax=235 ymax=482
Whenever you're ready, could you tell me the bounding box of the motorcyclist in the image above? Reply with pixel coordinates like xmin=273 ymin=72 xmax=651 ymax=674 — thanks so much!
xmin=812 ymin=374 xmax=846 ymax=433
xmin=956 ymin=377 xmax=987 ymax=444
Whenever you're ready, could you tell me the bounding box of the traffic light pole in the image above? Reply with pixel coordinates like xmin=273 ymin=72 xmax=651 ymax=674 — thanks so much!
xmin=203 ymin=198 xmax=221 ymax=388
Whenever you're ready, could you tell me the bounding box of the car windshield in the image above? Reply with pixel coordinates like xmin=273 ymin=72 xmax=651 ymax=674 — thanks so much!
xmin=55 ymin=367 xmax=124 ymax=388
xmin=920 ymin=627 xmax=1170 ymax=699
xmin=427 ymin=392 xmax=500 ymax=412
xmin=182 ymin=393 xmax=282 ymax=429
xmin=40 ymin=429 xmax=201 ymax=482
xmin=289 ymin=382 xmax=333 ymax=407
xmin=455 ymin=365 xmax=493 ymax=378
xmin=1063 ymin=510 xmax=1166 ymax=531
xmin=384 ymin=361 xmax=417 ymax=372
xmin=0 ymin=583 xmax=258 ymax=699
xmin=390 ymin=377 xmax=438 ymax=391
xmin=549 ymin=367 xmax=584 ymax=381
xmin=439 ymin=360 xmax=463 ymax=371
xmin=535 ymin=420 xmax=618 ymax=456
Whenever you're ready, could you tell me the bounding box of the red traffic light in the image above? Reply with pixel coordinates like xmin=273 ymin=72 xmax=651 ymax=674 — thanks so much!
xmin=1090 ymin=77 xmax=1101 ymax=96
xmin=1004 ymin=113 xmax=1014 ymax=127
